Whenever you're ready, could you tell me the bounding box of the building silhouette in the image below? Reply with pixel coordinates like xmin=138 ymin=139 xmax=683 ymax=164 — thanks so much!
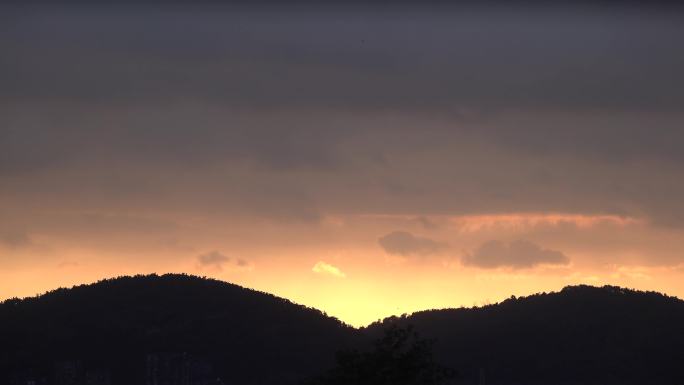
xmin=146 ymin=353 xmax=223 ymax=385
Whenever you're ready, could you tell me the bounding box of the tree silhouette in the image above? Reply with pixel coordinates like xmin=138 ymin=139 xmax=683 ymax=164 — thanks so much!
xmin=4 ymin=277 xmax=684 ymax=385
xmin=0 ymin=274 xmax=354 ymax=385
xmin=309 ymin=324 xmax=457 ymax=385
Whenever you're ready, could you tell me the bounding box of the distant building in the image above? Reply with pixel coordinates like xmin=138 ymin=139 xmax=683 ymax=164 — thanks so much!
xmin=55 ymin=360 xmax=83 ymax=385
xmin=146 ymin=352 xmax=223 ymax=385
xmin=84 ymin=368 xmax=111 ymax=385
xmin=10 ymin=371 xmax=47 ymax=385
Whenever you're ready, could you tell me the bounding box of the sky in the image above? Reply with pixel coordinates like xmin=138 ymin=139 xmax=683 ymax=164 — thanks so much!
xmin=2 ymin=2 xmax=684 ymax=326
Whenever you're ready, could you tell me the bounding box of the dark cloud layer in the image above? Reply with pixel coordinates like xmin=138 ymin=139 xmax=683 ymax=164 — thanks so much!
xmin=2 ymin=9 xmax=683 ymax=113
xmin=463 ymin=240 xmax=570 ymax=269
xmin=378 ymin=231 xmax=445 ymax=256
xmin=2 ymin=7 xmax=684 ymax=240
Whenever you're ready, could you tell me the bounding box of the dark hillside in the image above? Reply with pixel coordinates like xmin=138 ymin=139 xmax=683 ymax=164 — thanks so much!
xmin=0 ymin=274 xmax=355 ymax=385
xmin=3 ymin=277 xmax=684 ymax=385
xmin=366 ymin=285 xmax=684 ymax=385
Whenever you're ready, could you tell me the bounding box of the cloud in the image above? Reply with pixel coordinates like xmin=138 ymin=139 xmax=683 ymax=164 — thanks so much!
xmin=414 ymin=216 xmax=439 ymax=230
xmin=378 ymin=231 xmax=445 ymax=256
xmin=0 ymin=230 xmax=32 ymax=249
xmin=463 ymin=240 xmax=569 ymax=269
xmin=236 ymin=258 xmax=249 ymax=267
xmin=3 ymin=9 xmax=683 ymax=114
xmin=3 ymin=7 xmax=684 ymax=276
xmin=197 ymin=251 xmax=231 ymax=270
xmin=312 ymin=261 xmax=346 ymax=278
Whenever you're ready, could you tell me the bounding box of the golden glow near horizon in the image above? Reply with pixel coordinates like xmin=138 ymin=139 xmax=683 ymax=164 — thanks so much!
xmin=3 ymin=212 xmax=684 ymax=327
xmin=3 ymin=261 xmax=684 ymax=328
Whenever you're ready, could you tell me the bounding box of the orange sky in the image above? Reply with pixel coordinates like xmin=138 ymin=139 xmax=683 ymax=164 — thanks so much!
xmin=4 ymin=212 xmax=684 ymax=327
xmin=3 ymin=7 xmax=684 ymax=327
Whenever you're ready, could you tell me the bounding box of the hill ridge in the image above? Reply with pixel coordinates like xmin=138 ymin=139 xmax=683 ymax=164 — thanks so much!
xmin=3 ymin=275 xmax=684 ymax=385
xmin=6 ymin=274 xmax=682 ymax=326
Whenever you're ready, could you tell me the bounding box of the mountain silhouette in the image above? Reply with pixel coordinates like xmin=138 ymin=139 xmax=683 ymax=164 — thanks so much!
xmin=0 ymin=274 xmax=355 ymax=385
xmin=2 ymin=275 xmax=684 ymax=385
xmin=365 ymin=285 xmax=684 ymax=385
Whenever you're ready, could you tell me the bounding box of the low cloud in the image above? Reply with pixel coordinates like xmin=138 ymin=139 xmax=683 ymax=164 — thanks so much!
xmin=414 ymin=216 xmax=439 ymax=230
xmin=0 ymin=230 xmax=33 ymax=249
xmin=197 ymin=250 xmax=230 ymax=270
xmin=312 ymin=261 xmax=346 ymax=278
xmin=236 ymin=258 xmax=249 ymax=267
xmin=463 ymin=240 xmax=569 ymax=269
xmin=196 ymin=251 xmax=253 ymax=272
xmin=378 ymin=231 xmax=445 ymax=256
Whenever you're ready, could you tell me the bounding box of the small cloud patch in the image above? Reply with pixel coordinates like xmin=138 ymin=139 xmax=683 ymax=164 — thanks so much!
xmin=312 ymin=261 xmax=346 ymax=278
xmin=0 ymin=230 xmax=33 ymax=249
xmin=198 ymin=251 xmax=231 ymax=267
xmin=236 ymin=258 xmax=249 ymax=267
xmin=463 ymin=240 xmax=569 ymax=269
xmin=378 ymin=231 xmax=445 ymax=256
xmin=197 ymin=251 xmax=251 ymax=271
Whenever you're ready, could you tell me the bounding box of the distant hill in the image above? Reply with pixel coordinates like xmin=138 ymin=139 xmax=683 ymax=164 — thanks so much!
xmin=0 ymin=274 xmax=356 ymax=385
xmin=365 ymin=285 xmax=684 ymax=385
xmin=2 ymin=276 xmax=684 ymax=385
